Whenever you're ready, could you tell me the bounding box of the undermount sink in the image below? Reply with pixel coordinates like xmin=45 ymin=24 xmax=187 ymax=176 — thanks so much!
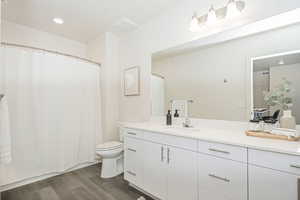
xmin=163 ymin=125 xmax=201 ymax=132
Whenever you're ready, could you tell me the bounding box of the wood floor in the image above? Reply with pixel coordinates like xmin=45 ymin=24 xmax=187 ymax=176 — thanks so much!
xmin=1 ymin=164 xmax=152 ymax=200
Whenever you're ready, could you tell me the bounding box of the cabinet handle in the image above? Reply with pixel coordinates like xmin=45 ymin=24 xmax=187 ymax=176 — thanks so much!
xmin=208 ymin=148 xmax=230 ymax=154
xmin=167 ymin=148 xmax=170 ymax=164
xmin=126 ymin=171 xmax=136 ymax=176
xmin=161 ymin=146 xmax=164 ymax=162
xmin=127 ymin=132 xmax=137 ymax=136
xmin=297 ymin=178 xmax=300 ymax=200
xmin=209 ymin=174 xmax=230 ymax=182
xmin=127 ymin=148 xmax=136 ymax=152
xmin=290 ymin=164 xmax=300 ymax=169
xmin=298 ymin=178 xmax=300 ymax=200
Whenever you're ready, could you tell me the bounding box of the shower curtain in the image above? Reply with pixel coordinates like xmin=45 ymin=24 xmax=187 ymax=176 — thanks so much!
xmin=0 ymin=46 xmax=102 ymax=187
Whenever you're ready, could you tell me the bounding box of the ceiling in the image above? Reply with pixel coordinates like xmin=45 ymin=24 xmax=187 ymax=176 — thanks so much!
xmin=1 ymin=0 xmax=181 ymax=43
xmin=254 ymin=52 xmax=300 ymax=71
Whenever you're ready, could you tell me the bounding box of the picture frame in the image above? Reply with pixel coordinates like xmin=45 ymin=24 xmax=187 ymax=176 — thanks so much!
xmin=124 ymin=66 xmax=140 ymax=96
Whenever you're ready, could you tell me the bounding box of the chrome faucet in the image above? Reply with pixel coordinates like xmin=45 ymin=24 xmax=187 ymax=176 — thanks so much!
xmin=182 ymin=100 xmax=194 ymax=128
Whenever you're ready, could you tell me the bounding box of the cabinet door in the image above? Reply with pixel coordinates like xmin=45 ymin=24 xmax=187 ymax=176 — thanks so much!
xmin=198 ymin=153 xmax=247 ymax=200
xmin=249 ymin=165 xmax=299 ymax=200
xmin=143 ymin=141 xmax=167 ymax=200
xmin=167 ymin=147 xmax=198 ymax=200
xmin=124 ymin=137 xmax=144 ymax=188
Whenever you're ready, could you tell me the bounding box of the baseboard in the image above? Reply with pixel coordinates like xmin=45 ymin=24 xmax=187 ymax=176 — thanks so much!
xmin=129 ymin=183 xmax=160 ymax=200
xmin=0 ymin=160 xmax=101 ymax=192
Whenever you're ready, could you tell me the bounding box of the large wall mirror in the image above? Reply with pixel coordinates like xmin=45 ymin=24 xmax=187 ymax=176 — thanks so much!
xmin=150 ymin=22 xmax=300 ymax=122
xmin=252 ymin=51 xmax=300 ymax=125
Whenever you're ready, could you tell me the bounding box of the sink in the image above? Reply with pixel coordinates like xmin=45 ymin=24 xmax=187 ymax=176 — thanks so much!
xmin=163 ymin=126 xmax=201 ymax=132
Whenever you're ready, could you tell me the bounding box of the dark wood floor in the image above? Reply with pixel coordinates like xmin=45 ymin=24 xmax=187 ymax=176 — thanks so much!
xmin=1 ymin=164 xmax=152 ymax=200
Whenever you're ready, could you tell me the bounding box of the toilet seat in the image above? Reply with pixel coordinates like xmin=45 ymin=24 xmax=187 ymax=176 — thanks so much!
xmin=96 ymin=141 xmax=123 ymax=151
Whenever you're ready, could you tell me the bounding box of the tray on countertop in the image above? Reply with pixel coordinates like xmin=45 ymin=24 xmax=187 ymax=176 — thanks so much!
xmin=246 ymin=130 xmax=300 ymax=141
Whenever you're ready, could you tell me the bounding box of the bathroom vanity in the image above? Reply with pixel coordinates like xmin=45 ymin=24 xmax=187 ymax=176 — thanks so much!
xmin=121 ymin=120 xmax=300 ymax=200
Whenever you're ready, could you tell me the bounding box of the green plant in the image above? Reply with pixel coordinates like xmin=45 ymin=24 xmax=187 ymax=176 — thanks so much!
xmin=263 ymin=78 xmax=293 ymax=110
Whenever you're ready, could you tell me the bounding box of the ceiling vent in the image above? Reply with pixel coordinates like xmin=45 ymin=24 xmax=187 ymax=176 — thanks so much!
xmin=110 ymin=18 xmax=138 ymax=33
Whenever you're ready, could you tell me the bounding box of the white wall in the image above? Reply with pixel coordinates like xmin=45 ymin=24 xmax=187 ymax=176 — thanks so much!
xmin=87 ymin=32 xmax=120 ymax=141
xmin=119 ymin=0 xmax=300 ymax=122
xmin=1 ymin=21 xmax=87 ymax=58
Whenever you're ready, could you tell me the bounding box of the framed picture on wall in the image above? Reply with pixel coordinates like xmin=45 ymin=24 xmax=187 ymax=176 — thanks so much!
xmin=124 ymin=66 xmax=140 ymax=96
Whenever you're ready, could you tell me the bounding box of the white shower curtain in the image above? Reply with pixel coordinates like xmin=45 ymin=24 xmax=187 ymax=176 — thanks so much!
xmin=0 ymin=46 xmax=102 ymax=187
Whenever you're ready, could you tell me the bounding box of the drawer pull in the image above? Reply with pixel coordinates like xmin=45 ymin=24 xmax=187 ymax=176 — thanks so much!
xmin=127 ymin=171 xmax=136 ymax=176
xmin=208 ymin=148 xmax=230 ymax=154
xmin=209 ymin=174 xmax=230 ymax=182
xmin=167 ymin=148 xmax=170 ymax=164
xmin=127 ymin=148 xmax=137 ymax=152
xmin=127 ymin=132 xmax=137 ymax=136
xmin=290 ymin=164 xmax=300 ymax=169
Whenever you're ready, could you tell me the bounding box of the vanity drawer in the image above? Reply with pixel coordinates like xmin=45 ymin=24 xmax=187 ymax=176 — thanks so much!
xmin=198 ymin=140 xmax=247 ymax=162
xmin=124 ymin=128 xmax=144 ymax=139
xmin=124 ymin=137 xmax=144 ymax=187
xmin=143 ymin=131 xmax=198 ymax=151
xmin=198 ymin=153 xmax=248 ymax=200
xmin=248 ymin=149 xmax=300 ymax=175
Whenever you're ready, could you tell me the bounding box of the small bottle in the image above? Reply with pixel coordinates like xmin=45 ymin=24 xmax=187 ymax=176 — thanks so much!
xmin=174 ymin=109 xmax=179 ymax=118
xmin=166 ymin=110 xmax=172 ymax=126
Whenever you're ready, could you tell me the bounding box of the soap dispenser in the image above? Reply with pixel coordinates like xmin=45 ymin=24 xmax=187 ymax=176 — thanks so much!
xmin=166 ymin=110 xmax=172 ymax=126
xmin=174 ymin=109 xmax=179 ymax=118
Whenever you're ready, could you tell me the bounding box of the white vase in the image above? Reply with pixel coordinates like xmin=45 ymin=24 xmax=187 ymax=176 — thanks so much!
xmin=280 ymin=110 xmax=296 ymax=129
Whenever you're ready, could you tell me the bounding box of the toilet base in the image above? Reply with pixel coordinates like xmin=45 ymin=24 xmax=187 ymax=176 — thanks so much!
xmin=101 ymin=154 xmax=124 ymax=178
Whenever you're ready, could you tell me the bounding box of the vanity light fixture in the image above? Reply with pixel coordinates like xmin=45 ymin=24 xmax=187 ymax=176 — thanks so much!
xmin=226 ymin=0 xmax=244 ymax=19
xmin=207 ymin=6 xmax=218 ymax=26
xmin=189 ymin=13 xmax=201 ymax=32
xmin=53 ymin=18 xmax=64 ymax=24
xmin=189 ymin=0 xmax=245 ymax=32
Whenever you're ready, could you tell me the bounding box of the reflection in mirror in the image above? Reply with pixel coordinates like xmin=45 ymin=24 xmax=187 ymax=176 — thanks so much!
xmin=252 ymin=51 xmax=300 ymax=126
xmin=151 ymin=23 xmax=300 ymax=122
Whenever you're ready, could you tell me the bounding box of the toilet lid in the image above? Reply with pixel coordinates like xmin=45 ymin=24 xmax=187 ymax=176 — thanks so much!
xmin=96 ymin=141 xmax=123 ymax=150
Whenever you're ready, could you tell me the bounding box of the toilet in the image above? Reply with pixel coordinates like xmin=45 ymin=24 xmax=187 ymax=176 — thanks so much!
xmin=96 ymin=131 xmax=124 ymax=178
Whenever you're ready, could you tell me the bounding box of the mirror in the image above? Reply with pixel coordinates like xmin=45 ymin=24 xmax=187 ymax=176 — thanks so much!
xmin=151 ymin=22 xmax=300 ymax=122
xmin=252 ymin=51 xmax=300 ymax=124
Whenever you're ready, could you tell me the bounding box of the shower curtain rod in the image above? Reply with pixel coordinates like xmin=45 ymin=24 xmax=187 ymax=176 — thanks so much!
xmin=1 ymin=42 xmax=101 ymax=67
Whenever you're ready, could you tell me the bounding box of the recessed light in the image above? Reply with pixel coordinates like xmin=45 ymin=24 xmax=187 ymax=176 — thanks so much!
xmin=53 ymin=18 xmax=64 ymax=24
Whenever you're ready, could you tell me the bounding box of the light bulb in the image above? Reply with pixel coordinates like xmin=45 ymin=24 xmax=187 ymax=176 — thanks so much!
xmin=189 ymin=15 xmax=200 ymax=32
xmin=206 ymin=6 xmax=217 ymax=25
xmin=53 ymin=18 xmax=64 ymax=24
xmin=226 ymin=0 xmax=241 ymax=19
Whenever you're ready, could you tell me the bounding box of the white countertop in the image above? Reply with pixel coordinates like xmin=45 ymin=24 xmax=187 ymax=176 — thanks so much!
xmin=120 ymin=119 xmax=300 ymax=156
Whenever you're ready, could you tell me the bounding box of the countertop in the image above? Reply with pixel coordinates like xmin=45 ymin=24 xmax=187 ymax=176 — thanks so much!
xmin=119 ymin=119 xmax=300 ymax=156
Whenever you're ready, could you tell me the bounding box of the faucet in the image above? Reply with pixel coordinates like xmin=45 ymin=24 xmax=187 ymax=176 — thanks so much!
xmin=182 ymin=100 xmax=193 ymax=128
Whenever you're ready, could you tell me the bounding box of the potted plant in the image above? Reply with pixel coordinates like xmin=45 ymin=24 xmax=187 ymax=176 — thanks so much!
xmin=263 ymin=78 xmax=296 ymax=129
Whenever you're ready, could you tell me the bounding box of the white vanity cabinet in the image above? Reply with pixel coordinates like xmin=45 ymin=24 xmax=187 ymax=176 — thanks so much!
xmin=198 ymin=141 xmax=248 ymax=200
xmin=123 ymin=127 xmax=300 ymax=200
xmin=248 ymin=149 xmax=300 ymax=200
xmin=249 ymin=165 xmax=299 ymax=200
xmin=198 ymin=154 xmax=247 ymax=200
xmin=166 ymin=146 xmax=198 ymax=200
xmin=124 ymin=136 xmax=144 ymax=188
xmin=124 ymin=129 xmax=198 ymax=200
xmin=143 ymin=140 xmax=168 ymax=200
